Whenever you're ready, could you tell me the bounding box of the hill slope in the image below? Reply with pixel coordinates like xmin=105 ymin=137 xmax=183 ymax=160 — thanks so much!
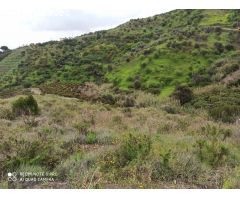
xmin=0 ymin=9 xmax=239 ymax=95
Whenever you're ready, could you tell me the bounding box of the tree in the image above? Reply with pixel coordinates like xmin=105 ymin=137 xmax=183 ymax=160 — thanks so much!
xmin=173 ymin=85 xmax=193 ymax=105
xmin=0 ymin=46 xmax=9 ymax=52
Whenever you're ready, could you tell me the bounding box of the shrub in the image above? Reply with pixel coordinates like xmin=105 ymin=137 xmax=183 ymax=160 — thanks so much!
xmin=151 ymin=151 xmax=173 ymax=181
xmin=133 ymin=79 xmax=141 ymax=89
xmin=101 ymin=133 xmax=151 ymax=170
xmin=101 ymin=94 xmax=116 ymax=105
xmin=191 ymin=86 xmax=240 ymax=123
xmin=172 ymin=86 xmax=193 ymax=105
xmin=86 ymin=132 xmax=97 ymax=144
xmin=209 ymin=104 xmax=240 ymax=123
xmin=12 ymin=95 xmax=39 ymax=116
xmin=194 ymin=139 xmax=229 ymax=168
xmin=194 ymin=125 xmax=232 ymax=168
xmin=23 ymin=81 xmax=32 ymax=88
xmin=117 ymin=134 xmax=151 ymax=165
xmin=123 ymin=96 xmax=135 ymax=107
xmin=2 ymin=139 xmax=62 ymax=172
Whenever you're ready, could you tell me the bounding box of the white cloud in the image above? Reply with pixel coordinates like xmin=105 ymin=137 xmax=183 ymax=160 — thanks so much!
xmin=0 ymin=0 xmax=239 ymax=48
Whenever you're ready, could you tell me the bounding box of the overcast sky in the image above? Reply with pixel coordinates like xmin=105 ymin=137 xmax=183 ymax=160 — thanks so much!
xmin=0 ymin=0 xmax=238 ymax=49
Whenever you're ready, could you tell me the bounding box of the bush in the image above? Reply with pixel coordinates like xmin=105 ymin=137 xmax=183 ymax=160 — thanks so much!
xmin=101 ymin=94 xmax=116 ymax=105
xmin=123 ymin=96 xmax=135 ymax=107
xmin=151 ymin=150 xmax=175 ymax=181
xmin=133 ymin=79 xmax=141 ymax=89
xmin=118 ymin=134 xmax=151 ymax=164
xmin=23 ymin=81 xmax=32 ymax=88
xmin=209 ymin=104 xmax=240 ymax=123
xmin=194 ymin=125 xmax=232 ymax=168
xmin=2 ymin=139 xmax=62 ymax=172
xmin=12 ymin=95 xmax=39 ymax=116
xmin=191 ymin=86 xmax=240 ymax=123
xmin=101 ymin=134 xmax=151 ymax=170
xmin=172 ymin=86 xmax=193 ymax=105
xmin=86 ymin=132 xmax=97 ymax=144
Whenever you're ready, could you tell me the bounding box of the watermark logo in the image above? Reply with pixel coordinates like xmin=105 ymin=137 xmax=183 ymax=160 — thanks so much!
xmin=7 ymin=171 xmax=57 ymax=183
xmin=8 ymin=172 xmax=18 ymax=182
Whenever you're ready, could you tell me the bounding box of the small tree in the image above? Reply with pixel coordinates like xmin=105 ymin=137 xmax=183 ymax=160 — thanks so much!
xmin=133 ymin=79 xmax=141 ymax=89
xmin=173 ymin=85 xmax=193 ymax=105
xmin=0 ymin=46 xmax=9 ymax=52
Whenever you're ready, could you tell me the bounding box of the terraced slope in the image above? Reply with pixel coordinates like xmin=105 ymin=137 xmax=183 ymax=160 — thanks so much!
xmin=0 ymin=48 xmax=25 ymax=75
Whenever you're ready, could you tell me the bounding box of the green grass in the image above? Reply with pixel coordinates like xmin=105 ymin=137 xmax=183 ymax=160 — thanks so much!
xmin=159 ymin=86 xmax=175 ymax=97
xmin=107 ymin=50 xmax=213 ymax=96
xmin=200 ymin=10 xmax=230 ymax=26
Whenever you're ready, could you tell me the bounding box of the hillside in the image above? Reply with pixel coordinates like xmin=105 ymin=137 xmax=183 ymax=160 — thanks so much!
xmin=0 ymin=10 xmax=239 ymax=95
xmin=0 ymin=9 xmax=240 ymax=189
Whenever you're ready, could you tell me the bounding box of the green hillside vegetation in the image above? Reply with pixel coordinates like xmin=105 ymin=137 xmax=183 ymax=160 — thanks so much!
xmin=0 ymin=10 xmax=239 ymax=95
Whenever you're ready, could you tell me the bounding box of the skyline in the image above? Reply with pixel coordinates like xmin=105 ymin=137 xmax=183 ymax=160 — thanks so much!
xmin=1 ymin=0 xmax=238 ymax=49
xmin=0 ymin=0 xmax=171 ymax=49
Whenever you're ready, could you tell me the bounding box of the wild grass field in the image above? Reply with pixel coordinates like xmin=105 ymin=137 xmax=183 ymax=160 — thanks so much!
xmin=0 ymin=83 xmax=239 ymax=189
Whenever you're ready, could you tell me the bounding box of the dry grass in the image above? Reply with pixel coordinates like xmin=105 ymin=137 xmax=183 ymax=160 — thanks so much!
xmin=0 ymin=92 xmax=239 ymax=189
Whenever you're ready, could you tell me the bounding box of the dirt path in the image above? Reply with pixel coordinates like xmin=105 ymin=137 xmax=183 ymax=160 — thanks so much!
xmin=221 ymin=27 xmax=240 ymax=32
xmin=30 ymin=88 xmax=42 ymax=95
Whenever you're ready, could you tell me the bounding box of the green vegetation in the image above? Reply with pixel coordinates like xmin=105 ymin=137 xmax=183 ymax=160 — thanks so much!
xmin=191 ymin=85 xmax=240 ymax=123
xmin=12 ymin=95 xmax=39 ymax=116
xmin=194 ymin=125 xmax=232 ymax=167
xmin=86 ymin=132 xmax=97 ymax=144
xmin=0 ymin=10 xmax=239 ymax=96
